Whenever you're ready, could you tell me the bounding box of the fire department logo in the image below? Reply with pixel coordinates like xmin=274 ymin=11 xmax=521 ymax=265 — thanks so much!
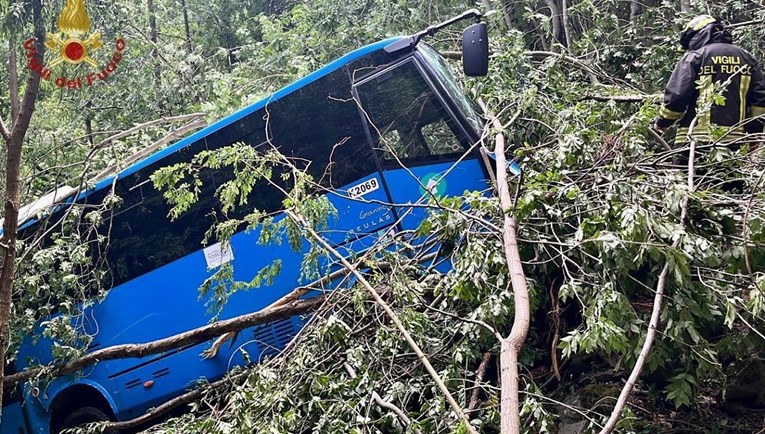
xmin=24 ymin=0 xmax=126 ymax=89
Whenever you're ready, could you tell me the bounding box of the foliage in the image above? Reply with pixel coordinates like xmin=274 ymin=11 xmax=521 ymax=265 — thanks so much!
xmin=4 ymin=0 xmax=765 ymax=432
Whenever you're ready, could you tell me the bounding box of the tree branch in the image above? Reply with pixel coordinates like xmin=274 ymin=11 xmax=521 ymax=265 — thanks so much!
xmin=525 ymin=50 xmax=603 ymax=78
xmin=742 ymin=168 xmax=764 ymax=282
xmin=476 ymin=98 xmax=530 ymax=434
xmin=728 ymin=19 xmax=765 ymax=29
xmin=88 ymin=112 xmax=204 ymax=158
xmin=442 ymin=50 xmax=609 ymax=84
xmin=9 ymin=33 xmax=20 ymax=124
xmin=598 ymin=135 xmax=697 ymax=434
xmin=584 ymin=94 xmax=658 ymax=103
xmin=468 ymin=351 xmax=493 ymax=413
xmin=343 ymin=362 xmax=422 ymax=434
xmin=0 ymin=118 xmax=9 ymax=144
xmin=4 ymin=293 xmax=327 ymax=387
xmin=284 ymin=209 xmax=478 ymax=434
xmin=104 ymin=370 xmax=245 ymax=430
xmin=646 ymin=127 xmax=673 ymax=151
xmin=91 ymin=116 xmax=207 ymax=181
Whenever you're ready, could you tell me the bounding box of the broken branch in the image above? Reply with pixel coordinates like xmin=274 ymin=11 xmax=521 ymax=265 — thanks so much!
xmin=4 ymin=294 xmax=327 ymax=387
xmin=285 ymin=209 xmax=478 ymax=434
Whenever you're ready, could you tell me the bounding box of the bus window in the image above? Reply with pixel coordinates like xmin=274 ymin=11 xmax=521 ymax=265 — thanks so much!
xmin=417 ymin=43 xmax=483 ymax=134
xmin=99 ymin=169 xmax=219 ymax=286
xmin=355 ymin=60 xmax=471 ymax=166
xmin=266 ymin=65 xmax=376 ymax=190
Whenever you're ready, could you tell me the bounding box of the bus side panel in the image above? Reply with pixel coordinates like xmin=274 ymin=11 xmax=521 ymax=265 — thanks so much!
xmin=319 ymin=172 xmax=395 ymax=249
xmin=102 ymin=175 xmax=393 ymax=418
xmin=382 ymin=158 xmax=489 ymax=233
xmin=90 ymin=231 xmax=261 ymax=417
xmin=0 ymin=401 xmax=28 ymax=434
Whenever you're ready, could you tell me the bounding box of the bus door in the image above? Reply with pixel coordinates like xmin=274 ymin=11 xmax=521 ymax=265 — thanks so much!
xmin=354 ymin=58 xmax=489 ymax=248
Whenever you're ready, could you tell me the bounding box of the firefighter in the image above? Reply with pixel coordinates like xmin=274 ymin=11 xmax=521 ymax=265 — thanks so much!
xmin=654 ymin=15 xmax=765 ymax=146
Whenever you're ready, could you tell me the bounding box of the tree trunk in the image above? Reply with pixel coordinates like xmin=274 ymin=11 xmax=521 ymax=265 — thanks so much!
xmin=180 ymin=0 xmax=192 ymax=54
xmin=561 ymin=0 xmax=572 ymax=50
xmin=680 ymin=0 xmax=690 ymax=13
xmin=9 ymin=35 xmax=19 ymax=124
xmin=147 ymin=0 xmax=161 ymax=80
xmin=499 ymin=0 xmax=513 ymax=30
xmin=544 ymin=0 xmax=563 ymax=49
xmin=0 ymin=0 xmax=44 ymax=413
xmin=479 ymin=102 xmax=531 ymax=434
xmin=629 ymin=0 xmax=643 ymax=23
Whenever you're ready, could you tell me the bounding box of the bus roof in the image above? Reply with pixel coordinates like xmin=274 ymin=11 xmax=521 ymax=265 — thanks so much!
xmin=10 ymin=37 xmax=404 ymax=232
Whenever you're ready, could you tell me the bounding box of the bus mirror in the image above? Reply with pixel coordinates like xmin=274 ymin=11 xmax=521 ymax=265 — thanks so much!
xmin=462 ymin=22 xmax=488 ymax=77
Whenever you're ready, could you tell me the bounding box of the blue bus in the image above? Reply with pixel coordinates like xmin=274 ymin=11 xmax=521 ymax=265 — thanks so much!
xmin=2 ymin=11 xmax=492 ymax=434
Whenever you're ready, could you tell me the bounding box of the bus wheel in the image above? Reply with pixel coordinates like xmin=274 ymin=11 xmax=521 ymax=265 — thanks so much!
xmin=60 ymin=406 xmax=119 ymax=433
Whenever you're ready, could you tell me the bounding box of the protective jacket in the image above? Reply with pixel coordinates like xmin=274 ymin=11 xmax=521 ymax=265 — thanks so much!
xmin=656 ymin=26 xmax=765 ymax=144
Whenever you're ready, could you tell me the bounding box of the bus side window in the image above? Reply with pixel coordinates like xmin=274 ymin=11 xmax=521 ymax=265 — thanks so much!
xmin=355 ymin=60 xmax=470 ymax=166
xmin=265 ymin=65 xmax=376 ymax=190
xmin=421 ymin=119 xmax=464 ymax=155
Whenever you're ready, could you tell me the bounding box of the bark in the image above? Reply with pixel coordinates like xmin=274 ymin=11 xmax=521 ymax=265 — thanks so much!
xmin=147 ymin=0 xmax=161 ymax=80
xmin=585 ymin=94 xmax=655 ymax=102
xmin=561 ymin=0 xmax=572 ymax=50
xmin=468 ymin=351 xmax=493 ymax=412
xmin=598 ymin=138 xmax=697 ymax=434
xmin=549 ymin=287 xmax=562 ymax=381
xmin=0 ymin=120 xmax=8 ymax=145
xmin=544 ymin=0 xmax=563 ymax=48
xmin=180 ymin=0 xmax=193 ymax=54
xmin=478 ymin=100 xmax=529 ymax=434
xmin=499 ymin=213 xmax=530 ymax=434
xmin=0 ymin=0 xmax=44 ymax=413
xmin=499 ymin=0 xmax=513 ymax=30
xmin=728 ymin=19 xmax=765 ymax=29
xmin=4 ymin=294 xmax=327 ymax=388
xmin=105 ymin=371 xmax=244 ymax=430
xmin=9 ymin=34 xmax=19 ymax=124
xmin=629 ymin=0 xmax=643 ymax=23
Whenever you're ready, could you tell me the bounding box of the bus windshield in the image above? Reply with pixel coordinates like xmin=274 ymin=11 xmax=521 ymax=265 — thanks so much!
xmin=355 ymin=59 xmax=471 ymax=164
xmin=417 ymin=43 xmax=484 ymax=135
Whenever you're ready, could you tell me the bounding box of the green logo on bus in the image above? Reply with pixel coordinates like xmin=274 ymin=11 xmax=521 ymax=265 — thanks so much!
xmin=420 ymin=173 xmax=447 ymax=198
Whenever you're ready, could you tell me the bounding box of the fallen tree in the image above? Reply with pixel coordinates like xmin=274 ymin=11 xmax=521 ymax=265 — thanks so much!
xmin=4 ymin=291 xmax=328 ymax=387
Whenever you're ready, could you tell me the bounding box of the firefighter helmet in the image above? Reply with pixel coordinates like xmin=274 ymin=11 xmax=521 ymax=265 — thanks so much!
xmin=679 ymin=15 xmax=720 ymax=50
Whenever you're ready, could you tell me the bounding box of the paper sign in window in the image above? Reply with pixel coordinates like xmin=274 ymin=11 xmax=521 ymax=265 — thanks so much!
xmin=203 ymin=242 xmax=234 ymax=268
